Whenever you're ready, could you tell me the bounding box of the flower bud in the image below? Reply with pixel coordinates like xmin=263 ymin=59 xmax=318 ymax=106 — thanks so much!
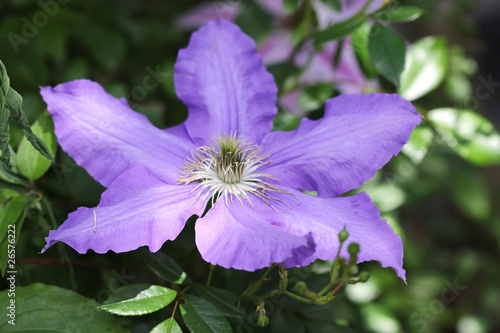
xmin=279 ymin=277 xmax=288 ymax=290
xmin=295 ymin=281 xmax=308 ymax=294
xmin=258 ymin=315 xmax=270 ymax=327
xmin=348 ymin=242 xmax=360 ymax=256
xmin=338 ymin=228 xmax=348 ymax=242
xmin=358 ymin=272 xmax=370 ymax=282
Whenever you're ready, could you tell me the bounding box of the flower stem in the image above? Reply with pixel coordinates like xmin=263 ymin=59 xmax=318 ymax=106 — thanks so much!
xmin=206 ymin=264 xmax=215 ymax=286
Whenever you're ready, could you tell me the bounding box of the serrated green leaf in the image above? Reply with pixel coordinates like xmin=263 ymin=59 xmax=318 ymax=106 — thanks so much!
xmin=6 ymin=88 xmax=54 ymax=162
xmin=0 ymin=60 xmax=10 ymax=111
xmin=181 ymin=294 xmax=232 ymax=333
xmin=0 ymin=162 xmax=29 ymax=187
xmin=98 ymin=284 xmax=177 ymax=316
xmin=0 ymin=283 xmax=129 ymax=332
xmin=399 ymin=37 xmax=448 ymax=101
xmin=16 ymin=112 xmax=56 ymax=180
xmin=150 ymin=318 xmax=182 ymax=333
xmin=352 ymin=22 xmax=377 ymax=78
xmin=0 ymin=105 xmax=10 ymax=167
xmin=315 ymin=16 xmax=367 ymax=46
xmin=194 ymin=285 xmax=244 ymax=318
xmin=402 ymin=125 xmax=434 ymax=164
xmin=375 ymin=6 xmax=424 ymax=22
xmin=428 ymin=108 xmax=500 ymax=166
xmin=368 ymin=23 xmax=406 ymax=86
xmin=148 ymin=251 xmax=191 ymax=284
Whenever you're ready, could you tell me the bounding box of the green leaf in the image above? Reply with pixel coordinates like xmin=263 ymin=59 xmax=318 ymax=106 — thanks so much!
xmin=402 ymin=124 xmax=434 ymax=164
xmin=6 ymin=88 xmax=54 ymax=163
xmin=181 ymin=294 xmax=232 ymax=333
xmin=273 ymin=112 xmax=302 ymax=132
xmin=428 ymin=108 xmax=500 ymax=166
xmin=352 ymin=22 xmax=377 ymax=78
xmin=0 ymin=283 xmax=129 ymax=332
xmin=451 ymin=171 xmax=491 ymax=222
xmin=0 ymin=190 xmax=26 ymax=276
xmin=284 ymin=0 xmax=300 ymax=14
xmin=297 ymin=83 xmax=335 ymax=112
xmin=0 ymin=162 xmax=29 ymax=187
xmin=368 ymin=23 xmax=406 ymax=86
xmin=148 ymin=251 xmax=191 ymax=284
xmin=399 ymin=37 xmax=448 ymax=101
xmin=375 ymin=6 xmax=424 ymax=22
xmin=0 ymin=61 xmax=11 ymax=167
xmin=98 ymin=284 xmax=177 ymax=316
xmin=315 ymin=16 xmax=367 ymax=46
xmin=194 ymin=285 xmax=244 ymax=318
xmin=81 ymin=27 xmax=126 ymax=71
xmin=150 ymin=318 xmax=182 ymax=333
xmin=17 ymin=112 xmax=57 ymax=180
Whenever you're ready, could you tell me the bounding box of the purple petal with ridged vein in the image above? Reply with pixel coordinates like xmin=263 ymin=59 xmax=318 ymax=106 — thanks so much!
xmin=195 ymin=199 xmax=315 ymax=271
xmin=42 ymin=167 xmax=206 ymax=254
xmin=174 ymin=19 xmax=278 ymax=146
xmin=278 ymin=189 xmax=405 ymax=280
xmin=41 ymin=80 xmax=195 ymax=187
xmin=261 ymin=93 xmax=421 ymax=196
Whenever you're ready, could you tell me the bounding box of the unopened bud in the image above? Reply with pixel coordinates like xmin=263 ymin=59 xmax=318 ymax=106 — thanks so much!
xmin=358 ymin=272 xmax=370 ymax=282
xmin=338 ymin=228 xmax=348 ymax=242
xmin=295 ymin=281 xmax=308 ymax=294
xmin=279 ymin=277 xmax=288 ymax=290
xmin=258 ymin=315 xmax=269 ymax=327
xmin=348 ymin=243 xmax=360 ymax=256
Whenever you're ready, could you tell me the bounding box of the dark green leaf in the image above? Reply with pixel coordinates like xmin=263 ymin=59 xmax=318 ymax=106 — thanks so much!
xmin=399 ymin=37 xmax=448 ymax=101
xmin=150 ymin=318 xmax=182 ymax=333
xmin=194 ymin=285 xmax=244 ymax=318
xmin=6 ymin=88 xmax=54 ymax=162
xmin=375 ymin=6 xmax=424 ymax=22
xmin=297 ymin=83 xmax=335 ymax=112
xmin=80 ymin=27 xmax=126 ymax=72
xmin=451 ymin=171 xmax=491 ymax=222
xmin=148 ymin=251 xmax=191 ymax=284
xmin=0 ymin=60 xmax=9 ymax=111
xmin=368 ymin=23 xmax=406 ymax=86
xmin=181 ymin=294 xmax=232 ymax=333
xmin=0 ymin=61 xmax=11 ymax=167
xmin=0 ymin=162 xmax=30 ymax=187
xmin=315 ymin=16 xmax=367 ymax=46
xmin=98 ymin=284 xmax=177 ymax=316
xmin=428 ymin=108 xmax=500 ymax=166
xmin=16 ymin=112 xmax=57 ymax=180
xmin=0 ymin=283 xmax=129 ymax=332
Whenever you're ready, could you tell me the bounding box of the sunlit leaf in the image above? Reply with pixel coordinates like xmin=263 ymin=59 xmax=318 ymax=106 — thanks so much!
xmin=352 ymin=22 xmax=377 ymax=78
xmin=16 ymin=112 xmax=56 ymax=180
xmin=451 ymin=171 xmax=491 ymax=222
xmin=402 ymin=124 xmax=434 ymax=164
xmin=368 ymin=23 xmax=406 ymax=86
xmin=0 ymin=283 xmax=129 ymax=332
xmin=150 ymin=318 xmax=182 ymax=333
xmin=399 ymin=37 xmax=448 ymax=101
xmin=98 ymin=284 xmax=177 ymax=316
xmin=181 ymin=294 xmax=232 ymax=333
xmin=428 ymin=108 xmax=500 ymax=166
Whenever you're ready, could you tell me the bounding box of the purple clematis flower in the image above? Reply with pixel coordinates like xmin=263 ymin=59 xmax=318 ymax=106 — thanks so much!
xmin=41 ymin=20 xmax=420 ymax=280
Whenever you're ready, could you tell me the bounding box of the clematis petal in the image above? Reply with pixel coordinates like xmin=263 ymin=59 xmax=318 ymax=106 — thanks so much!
xmin=42 ymin=167 xmax=205 ymax=254
xmin=41 ymin=80 xmax=195 ymax=187
xmin=195 ymin=199 xmax=315 ymax=271
xmin=261 ymin=93 xmax=421 ymax=196
xmin=276 ymin=189 xmax=405 ymax=280
xmin=312 ymin=0 xmax=384 ymax=29
xmin=174 ymin=19 xmax=278 ymax=146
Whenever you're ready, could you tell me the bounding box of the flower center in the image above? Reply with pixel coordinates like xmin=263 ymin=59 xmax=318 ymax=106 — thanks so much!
xmin=178 ymin=133 xmax=291 ymax=210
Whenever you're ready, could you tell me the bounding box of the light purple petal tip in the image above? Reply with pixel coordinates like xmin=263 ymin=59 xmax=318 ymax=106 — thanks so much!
xmin=40 ymin=79 xmax=195 ymax=187
xmin=261 ymin=93 xmax=421 ymax=197
xmin=42 ymin=167 xmax=205 ymax=254
xmin=174 ymin=19 xmax=278 ymax=146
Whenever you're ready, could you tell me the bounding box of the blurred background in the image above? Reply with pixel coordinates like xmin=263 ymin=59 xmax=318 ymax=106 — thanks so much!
xmin=0 ymin=0 xmax=499 ymax=332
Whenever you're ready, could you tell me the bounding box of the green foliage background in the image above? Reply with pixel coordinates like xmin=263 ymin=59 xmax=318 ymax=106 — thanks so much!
xmin=1 ymin=0 xmax=499 ymax=332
